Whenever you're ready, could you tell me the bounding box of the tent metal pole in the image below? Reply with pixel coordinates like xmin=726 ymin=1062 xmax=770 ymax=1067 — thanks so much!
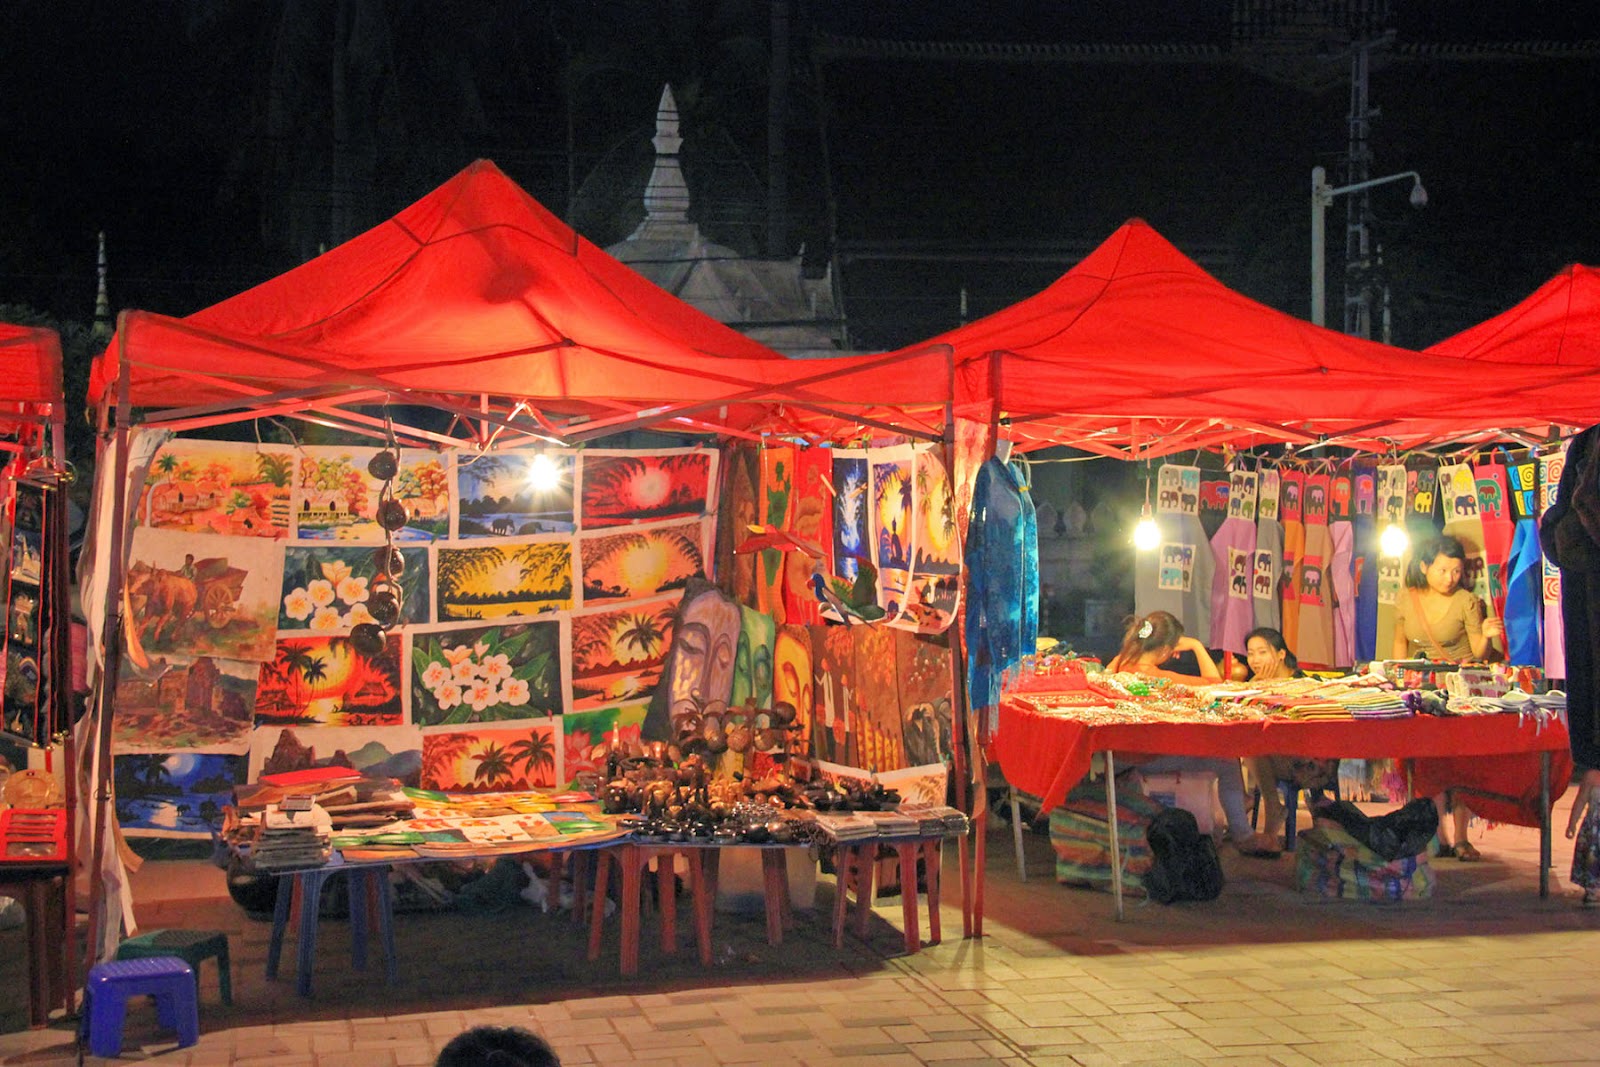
xmin=86 ymin=322 xmax=134 ymax=970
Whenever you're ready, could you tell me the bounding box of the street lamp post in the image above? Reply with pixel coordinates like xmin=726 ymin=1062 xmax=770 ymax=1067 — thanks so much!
xmin=1310 ymin=165 xmax=1427 ymax=329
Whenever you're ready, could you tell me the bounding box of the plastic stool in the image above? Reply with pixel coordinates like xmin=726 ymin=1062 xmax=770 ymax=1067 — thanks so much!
xmin=117 ymin=929 xmax=232 ymax=1005
xmin=86 ymin=956 xmax=199 ymax=1057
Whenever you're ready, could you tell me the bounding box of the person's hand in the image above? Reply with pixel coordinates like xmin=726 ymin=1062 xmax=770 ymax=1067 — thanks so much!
xmin=1175 ymin=636 xmax=1204 ymax=654
xmin=1482 ymin=615 xmax=1505 ymax=640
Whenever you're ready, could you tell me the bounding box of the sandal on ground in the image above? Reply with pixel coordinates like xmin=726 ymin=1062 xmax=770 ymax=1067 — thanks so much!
xmin=1583 ymin=889 xmax=1599 ymax=907
xmin=1454 ymin=841 xmax=1482 ymax=862
xmin=1434 ymin=842 xmax=1456 ymax=858
xmin=1234 ymin=832 xmax=1282 ymax=858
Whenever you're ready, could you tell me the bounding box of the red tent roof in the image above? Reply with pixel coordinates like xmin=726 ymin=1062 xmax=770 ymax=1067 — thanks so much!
xmin=1 ymin=322 xmax=63 ymax=407
xmin=87 ymin=161 xmax=849 ymax=422
xmin=905 ymin=220 xmax=1600 ymax=456
xmin=1427 ymin=263 xmax=1600 ymax=366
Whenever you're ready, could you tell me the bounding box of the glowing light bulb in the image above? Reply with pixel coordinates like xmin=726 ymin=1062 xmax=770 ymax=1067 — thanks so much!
xmin=1379 ymin=524 xmax=1410 ymax=558
xmin=528 ymin=452 xmax=561 ymax=492
xmin=1132 ymin=507 xmax=1161 ymax=551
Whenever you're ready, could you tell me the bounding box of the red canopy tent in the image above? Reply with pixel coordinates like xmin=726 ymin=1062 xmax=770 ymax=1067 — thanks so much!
xmin=1427 ymin=263 xmax=1600 ymax=367
xmin=88 ymin=159 xmax=950 ymax=447
xmin=0 ymin=321 xmax=65 ymax=449
xmin=884 ymin=220 xmax=1600 ymax=459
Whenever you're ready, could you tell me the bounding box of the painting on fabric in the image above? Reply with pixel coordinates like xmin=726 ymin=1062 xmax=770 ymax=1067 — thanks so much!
xmin=772 ymin=625 xmax=814 ymax=757
xmin=897 ymin=448 xmax=961 ymax=632
xmin=254 ymin=632 xmax=404 ymax=727
xmin=562 ymin=703 xmax=648 ymax=780
xmin=279 ymin=545 xmax=430 ymax=632
xmin=758 ymin=446 xmax=794 ymax=620
xmin=293 ymin=447 xmax=445 ymax=542
xmin=894 ymin=630 xmax=953 ymax=767
xmin=782 ymin=448 xmax=833 ymax=625
xmin=112 ymin=654 xmax=256 ymax=754
xmin=831 ymin=451 xmax=870 ymax=583
xmin=851 ymin=624 xmax=906 ymax=771
xmin=124 ymin=528 xmax=284 ymax=665
xmin=809 ymin=624 xmax=853 ymax=765
xmin=580 ymin=451 xmax=714 ymax=528
xmin=135 ymin=439 xmax=292 ymax=538
xmin=870 ymin=446 xmax=915 ymax=619
xmin=411 ymin=620 xmax=564 ymax=727
xmin=569 ymin=598 xmax=675 ymax=712
xmin=456 ymin=451 xmax=574 ymax=537
xmin=249 ymin=724 xmax=423 ymax=787
xmin=579 ymin=521 xmax=705 ymax=605
xmin=114 ymin=753 xmax=244 ymax=838
xmin=437 ymin=539 xmax=573 ymax=619
xmin=722 ymin=443 xmax=760 ymax=603
xmin=731 ymin=605 xmax=776 ymax=712
xmin=421 ymin=720 xmax=560 ymax=792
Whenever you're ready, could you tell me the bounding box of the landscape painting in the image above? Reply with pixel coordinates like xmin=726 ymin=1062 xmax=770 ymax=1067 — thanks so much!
xmin=112 ymin=653 xmax=256 ymax=753
xmin=562 ymin=703 xmax=648 ymax=780
xmin=248 ymin=724 xmax=423 ymax=787
xmin=831 ymin=451 xmax=870 ymax=583
xmin=279 ymin=545 xmax=430 ymax=631
xmin=114 ymin=753 xmax=245 ymax=838
xmin=894 ymin=630 xmax=954 ymax=767
xmin=254 ymin=633 xmax=404 ymax=727
xmin=897 ymin=448 xmax=962 ymax=632
xmin=437 ymin=540 xmax=573 ymax=618
xmin=579 ymin=521 xmax=705 ymax=604
xmin=292 ymin=446 xmax=449 ymax=542
xmin=568 ymin=598 xmax=675 ymax=711
xmin=579 ymin=451 xmax=713 ymax=528
xmin=456 ymin=451 xmax=575 ymax=537
xmin=421 ymin=720 xmax=560 ymax=793
xmin=123 ymin=527 xmax=284 ymax=664
xmin=135 ymin=439 xmax=292 ymax=538
xmin=410 ymin=620 xmax=564 ymax=727
xmin=871 ymin=447 xmax=915 ymax=619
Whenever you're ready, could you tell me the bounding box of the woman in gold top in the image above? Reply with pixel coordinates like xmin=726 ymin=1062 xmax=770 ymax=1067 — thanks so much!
xmin=1392 ymin=534 xmax=1503 ymax=861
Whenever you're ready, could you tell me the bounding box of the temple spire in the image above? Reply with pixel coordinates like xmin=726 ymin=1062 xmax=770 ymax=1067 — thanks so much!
xmin=92 ymin=230 xmax=111 ymax=342
xmin=642 ymin=84 xmax=691 ymax=224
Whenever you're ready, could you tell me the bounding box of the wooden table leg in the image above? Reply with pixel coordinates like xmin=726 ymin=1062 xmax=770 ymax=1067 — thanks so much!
xmin=761 ymin=849 xmax=786 ymax=946
xmin=657 ymin=852 xmax=677 ymax=954
xmin=854 ymin=846 xmax=876 ymax=940
xmin=923 ymin=840 xmax=942 ymax=945
xmin=587 ymin=850 xmax=612 ymax=962
xmin=830 ymin=847 xmax=852 ymax=949
xmin=687 ymin=851 xmax=713 ymax=966
xmin=897 ymin=844 xmax=920 ymax=954
xmin=571 ymin=851 xmax=590 ymax=925
xmin=619 ymin=845 xmax=642 ymax=978
xmin=25 ymin=882 xmax=47 ymax=1027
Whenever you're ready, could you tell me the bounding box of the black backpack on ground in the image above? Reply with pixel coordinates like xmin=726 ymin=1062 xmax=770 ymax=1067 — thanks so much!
xmin=1144 ymin=807 xmax=1225 ymax=904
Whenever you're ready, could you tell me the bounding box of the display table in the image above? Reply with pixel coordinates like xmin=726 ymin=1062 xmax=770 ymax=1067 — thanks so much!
xmin=996 ymin=696 xmax=1570 ymax=917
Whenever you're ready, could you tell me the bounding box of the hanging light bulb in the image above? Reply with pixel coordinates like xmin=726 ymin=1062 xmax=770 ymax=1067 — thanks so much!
xmin=1379 ymin=523 xmax=1410 ymax=558
xmin=528 ymin=451 xmax=561 ymax=492
xmin=1133 ymin=467 xmax=1160 ymax=550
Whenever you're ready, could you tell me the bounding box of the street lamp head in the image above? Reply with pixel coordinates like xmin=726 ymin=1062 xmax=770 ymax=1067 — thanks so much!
xmin=1409 ymin=177 xmax=1428 ymax=209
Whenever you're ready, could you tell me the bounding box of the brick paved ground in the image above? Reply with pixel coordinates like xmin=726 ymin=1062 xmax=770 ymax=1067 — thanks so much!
xmin=3 ymin=793 xmax=1599 ymax=1066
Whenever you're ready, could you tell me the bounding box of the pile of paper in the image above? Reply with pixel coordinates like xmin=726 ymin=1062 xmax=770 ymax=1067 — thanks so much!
xmin=813 ymin=813 xmax=878 ymax=842
xmin=898 ymin=803 xmax=970 ymax=837
xmin=251 ymin=803 xmax=333 ymax=870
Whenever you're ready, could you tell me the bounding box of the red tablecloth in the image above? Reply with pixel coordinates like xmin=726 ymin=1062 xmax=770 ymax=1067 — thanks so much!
xmin=997 ymin=696 xmax=1571 ymax=825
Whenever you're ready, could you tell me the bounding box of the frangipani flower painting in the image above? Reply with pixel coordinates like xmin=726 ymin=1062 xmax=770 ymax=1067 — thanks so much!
xmin=569 ymin=598 xmax=675 ymax=711
xmin=279 ymin=546 xmax=429 ymax=631
xmin=254 ymin=633 xmax=404 ymax=727
xmin=410 ymin=621 xmax=563 ymax=727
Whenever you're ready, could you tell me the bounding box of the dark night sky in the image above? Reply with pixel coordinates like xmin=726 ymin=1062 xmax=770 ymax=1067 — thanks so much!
xmin=3 ymin=0 xmax=1600 ymax=361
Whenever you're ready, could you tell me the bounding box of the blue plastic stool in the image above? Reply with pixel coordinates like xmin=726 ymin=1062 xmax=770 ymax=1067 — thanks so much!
xmin=86 ymin=956 xmax=200 ymax=1057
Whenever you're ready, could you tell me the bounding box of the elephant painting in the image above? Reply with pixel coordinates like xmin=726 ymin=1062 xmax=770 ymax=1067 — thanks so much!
xmin=1179 ymin=492 xmax=1197 ymax=513
xmin=1331 ymin=480 xmax=1351 ymax=517
xmin=1476 ymin=479 xmax=1504 ymax=518
xmin=1455 ymin=492 xmax=1479 ymax=517
xmin=1301 ymin=566 xmax=1324 ymax=604
xmin=1159 ymin=489 xmax=1180 ymax=509
xmin=1306 ymin=485 xmax=1327 ymax=517
xmin=1283 ymin=482 xmax=1301 ymax=514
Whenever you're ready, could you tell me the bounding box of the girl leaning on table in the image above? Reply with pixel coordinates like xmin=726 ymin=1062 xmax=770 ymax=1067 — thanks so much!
xmin=1391 ymin=534 xmax=1503 ymax=862
xmin=1237 ymin=627 xmax=1340 ymax=849
xmin=1107 ymin=610 xmax=1280 ymax=857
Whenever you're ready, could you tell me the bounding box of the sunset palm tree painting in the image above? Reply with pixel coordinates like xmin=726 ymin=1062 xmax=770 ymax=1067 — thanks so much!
xmin=437 ymin=541 xmax=573 ymax=618
xmin=579 ymin=452 xmax=712 ymax=528
xmin=578 ymin=522 xmax=704 ymax=604
xmin=422 ymin=723 xmax=559 ymax=792
xmin=568 ymin=599 xmax=675 ymax=711
xmin=900 ymin=448 xmax=963 ymax=631
xmin=410 ymin=621 xmax=562 ymax=727
xmin=871 ymin=447 xmax=916 ymax=618
xmin=135 ymin=440 xmax=292 ymax=537
xmin=254 ymin=633 xmax=403 ymax=727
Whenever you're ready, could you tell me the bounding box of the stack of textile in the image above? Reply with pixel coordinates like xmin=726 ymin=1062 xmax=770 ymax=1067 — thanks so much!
xmin=251 ymin=803 xmax=333 ymax=871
